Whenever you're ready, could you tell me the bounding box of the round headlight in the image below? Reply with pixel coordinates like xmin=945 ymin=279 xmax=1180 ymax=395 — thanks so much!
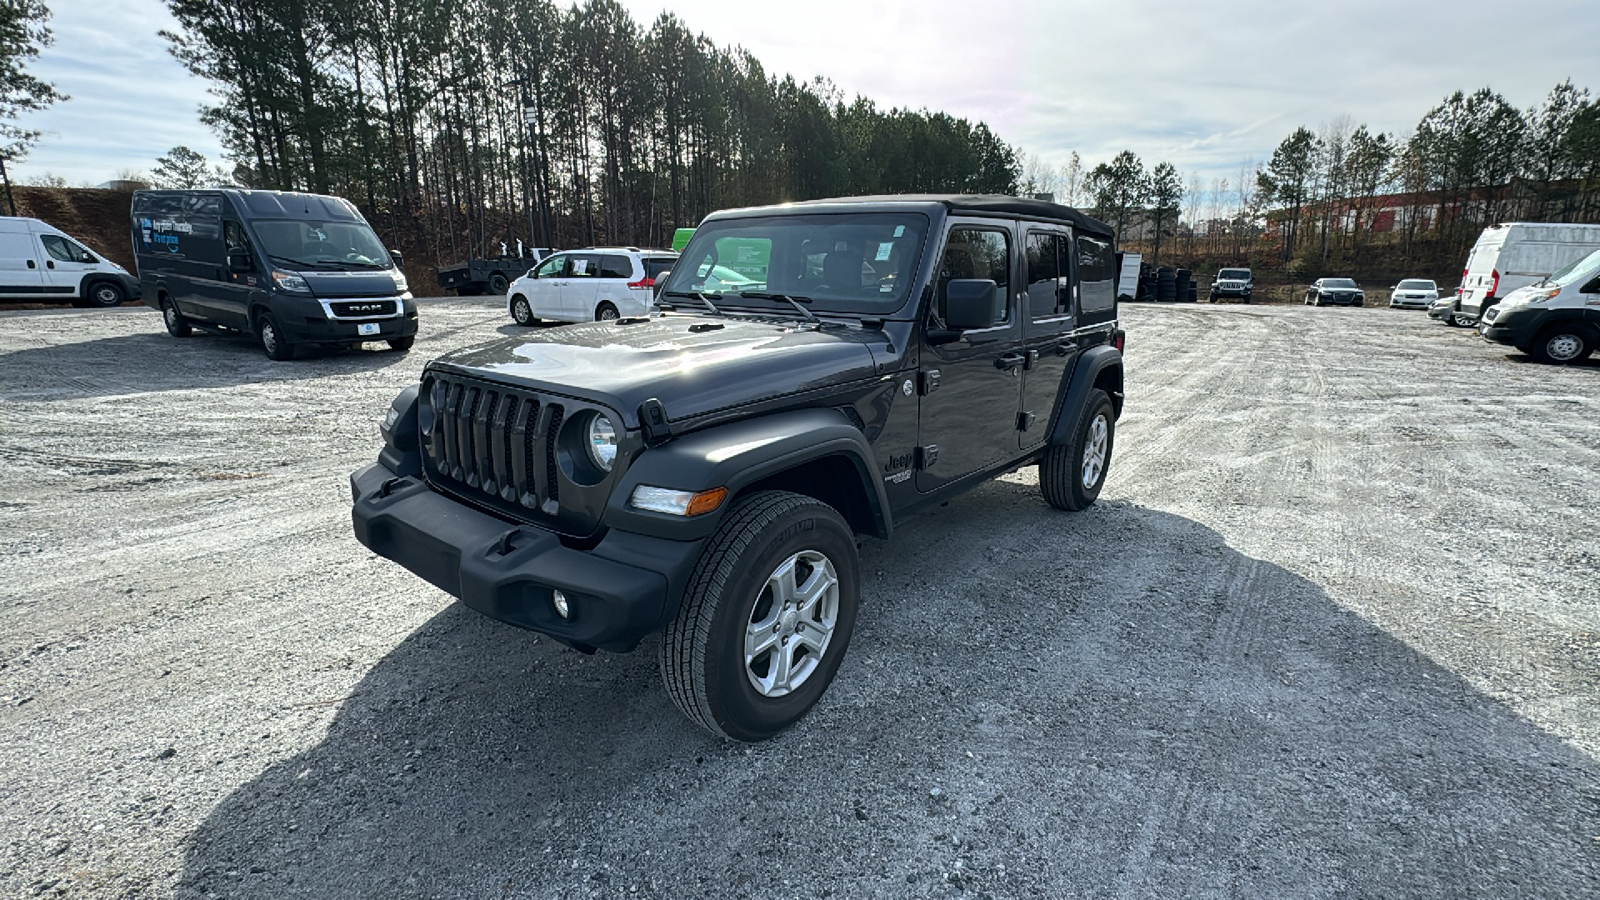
xmin=586 ymin=414 xmax=618 ymax=472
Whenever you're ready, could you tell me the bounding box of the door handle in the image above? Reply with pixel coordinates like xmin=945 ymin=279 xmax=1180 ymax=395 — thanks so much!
xmin=995 ymin=353 xmax=1026 ymax=371
xmin=26 ymin=259 xmax=35 ymax=268
xmin=46 ymin=260 xmax=55 ymax=269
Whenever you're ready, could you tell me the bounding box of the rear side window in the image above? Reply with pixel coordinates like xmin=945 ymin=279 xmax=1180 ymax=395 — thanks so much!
xmin=643 ymin=257 xmax=675 ymax=280
xmin=598 ymin=255 xmax=633 ymax=280
xmin=936 ymin=227 xmax=1010 ymax=327
xmin=1076 ymin=235 xmax=1115 ymax=314
xmin=1026 ymin=231 xmax=1070 ymax=318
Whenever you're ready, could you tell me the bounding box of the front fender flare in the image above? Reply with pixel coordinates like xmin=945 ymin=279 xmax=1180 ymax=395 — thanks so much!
xmin=1048 ymin=345 xmax=1124 ymax=445
xmin=605 ymin=408 xmax=890 ymax=541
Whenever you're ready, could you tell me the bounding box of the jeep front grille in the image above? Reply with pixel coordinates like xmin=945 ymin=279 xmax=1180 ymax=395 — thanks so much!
xmin=422 ymin=373 xmax=564 ymax=515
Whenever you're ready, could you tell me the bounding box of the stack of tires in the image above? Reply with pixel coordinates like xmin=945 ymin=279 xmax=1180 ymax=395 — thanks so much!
xmin=1157 ymin=266 xmax=1177 ymax=302
xmin=1174 ymin=269 xmax=1192 ymax=303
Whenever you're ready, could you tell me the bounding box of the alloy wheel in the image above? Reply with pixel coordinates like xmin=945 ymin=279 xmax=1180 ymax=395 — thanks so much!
xmin=1081 ymin=413 xmax=1109 ymax=490
xmin=744 ymin=550 xmax=840 ymax=698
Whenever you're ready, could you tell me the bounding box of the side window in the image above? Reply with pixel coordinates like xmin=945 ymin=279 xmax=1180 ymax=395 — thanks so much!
xmin=598 ymin=254 xmax=633 ymax=280
xmin=1026 ymin=231 xmax=1070 ymax=319
xmin=936 ymin=227 xmax=1011 ymax=326
xmin=568 ymin=254 xmax=600 ymax=278
xmin=41 ymin=235 xmax=93 ymax=263
xmin=533 ymin=255 xmax=566 ymax=278
xmin=1077 ymin=235 xmax=1115 ymax=314
xmin=223 ymin=221 xmax=251 ymax=254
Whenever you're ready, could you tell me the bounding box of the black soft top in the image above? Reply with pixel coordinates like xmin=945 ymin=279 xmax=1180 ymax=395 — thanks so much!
xmin=771 ymin=194 xmax=1115 ymax=240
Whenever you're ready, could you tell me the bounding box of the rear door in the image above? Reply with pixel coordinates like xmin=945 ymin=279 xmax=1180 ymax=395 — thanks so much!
xmin=1019 ymin=227 xmax=1077 ymax=450
xmin=561 ymin=253 xmax=603 ymax=320
xmin=36 ymin=232 xmax=97 ymax=299
xmin=0 ymin=228 xmax=43 ymax=298
xmin=916 ymin=220 xmax=1025 ymax=492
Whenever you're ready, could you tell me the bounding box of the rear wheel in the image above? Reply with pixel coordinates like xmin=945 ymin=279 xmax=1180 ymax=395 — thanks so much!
xmin=510 ymin=295 xmax=537 ymax=326
xmin=1040 ymin=388 xmax=1114 ymax=511
xmin=87 ymin=281 xmax=125 ymax=308
xmin=1531 ymin=325 xmax=1595 ymax=365
xmin=661 ymin=491 xmax=859 ymax=742
xmin=257 ymin=311 xmax=295 ymax=361
xmin=596 ymin=301 xmax=619 ymax=322
xmin=161 ymin=297 xmax=191 ymax=337
xmin=488 ymin=272 xmax=510 ymax=295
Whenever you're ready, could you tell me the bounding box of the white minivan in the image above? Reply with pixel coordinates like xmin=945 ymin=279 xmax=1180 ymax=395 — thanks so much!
xmin=1479 ymin=247 xmax=1600 ymax=364
xmin=506 ymin=247 xmax=676 ymax=325
xmin=0 ymin=216 xmax=140 ymax=307
xmin=1455 ymin=222 xmax=1600 ymax=324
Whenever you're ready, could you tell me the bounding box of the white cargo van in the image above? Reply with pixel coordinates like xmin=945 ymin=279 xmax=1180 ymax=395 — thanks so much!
xmin=1456 ymin=222 xmax=1600 ymax=323
xmin=0 ymin=217 xmax=140 ymax=307
xmin=1479 ymin=247 xmax=1600 ymax=364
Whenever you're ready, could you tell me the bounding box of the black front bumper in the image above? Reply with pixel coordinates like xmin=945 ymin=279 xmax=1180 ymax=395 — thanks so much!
xmin=1479 ymin=305 xmax=1550 ymax=348
xmin=350 ymin=462 xmax=703 ymax=652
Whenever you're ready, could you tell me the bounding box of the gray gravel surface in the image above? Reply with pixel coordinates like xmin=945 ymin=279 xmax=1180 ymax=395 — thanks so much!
xmin=2 ymin=300 xmax=1597 ymax=899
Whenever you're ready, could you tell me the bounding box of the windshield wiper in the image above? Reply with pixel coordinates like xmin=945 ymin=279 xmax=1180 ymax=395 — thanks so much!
xmin=660 ymin=289 xmax=724 ymax=316
xmin=266 ymin=253 xmax=339 ymax=271
xmin=738 ymin=291 xmax=821 ymax=325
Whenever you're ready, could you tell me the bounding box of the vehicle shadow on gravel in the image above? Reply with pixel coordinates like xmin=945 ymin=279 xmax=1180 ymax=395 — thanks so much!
xmin=0 ymin=331 xmax=410 ymax=402
xmin=176 ymin=481 xmax=1599 ymax=899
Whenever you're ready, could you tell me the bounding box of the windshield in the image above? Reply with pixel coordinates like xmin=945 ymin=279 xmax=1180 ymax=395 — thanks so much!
xmin=659 ymin=212 xmax=930 ymax=313
xmin=1217 ymin=269 xmax=1250 ymax=280
xmin=1397 ymin=279 xmax=1436 ymax=290
xmin=1323 ymin=278 xmax=1358 ymax=288
xmin=250 ymin=218 xmax=393 ymax=270
xmin=1542 ymin=248 xmax=1600 ymax=286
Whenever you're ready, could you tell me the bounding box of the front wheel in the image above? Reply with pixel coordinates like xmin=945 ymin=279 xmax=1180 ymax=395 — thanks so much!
xmin=87 ymin=281 xmax=125 ymax=308
xmin=257 ymin=312 xmax=295 ymax=361
xmin=1040 ymin=388 xmax=1114 ymax=511
xmin=387 ymin=335 xmax=414 ymax=352
xmin=661 ymin=491 xmax=860 ymax=742
xmin=1531 ymin=326 xmax=1595 ymax=365
xmin=1451 ymin=314 xmax=1476 ymax=327
xmin=510 ymin=295 xmax=537 ymax=326
xmin=161 ymin=298 xmax=191 ymax=337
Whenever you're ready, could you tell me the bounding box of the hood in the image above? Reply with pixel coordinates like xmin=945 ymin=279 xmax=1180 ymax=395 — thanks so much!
xmin=300 ymin=268 xmax=403 ymax=298
xmin=429 ymin=315 xmax=882 ymax=427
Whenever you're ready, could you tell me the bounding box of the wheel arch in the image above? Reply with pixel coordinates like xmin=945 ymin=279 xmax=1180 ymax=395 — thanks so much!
xmin=606 ymin=408 xmax=892 ymax=541
xmin=1047 ymin=345 xmax=1124 ymax=447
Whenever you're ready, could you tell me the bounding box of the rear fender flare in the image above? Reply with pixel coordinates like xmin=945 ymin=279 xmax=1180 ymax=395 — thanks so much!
xmin=1048 ymin=345 xmax=1124 ymax=445
xmin=605 ymin=408 xmax=890 ymax=541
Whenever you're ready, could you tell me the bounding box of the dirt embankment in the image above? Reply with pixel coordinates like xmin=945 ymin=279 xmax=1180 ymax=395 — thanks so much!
xmin=7 ymin=186 xmax=137 ymax=270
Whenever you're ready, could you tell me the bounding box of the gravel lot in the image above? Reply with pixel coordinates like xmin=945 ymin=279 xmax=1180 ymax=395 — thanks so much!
xmin=2 ymin=300 xmax=1597 ymax=899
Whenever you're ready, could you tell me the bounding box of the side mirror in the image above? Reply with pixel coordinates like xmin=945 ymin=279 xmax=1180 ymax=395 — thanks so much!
xmin=389 ymin=249 xmax=404 ymax=269
xmin=943 ymin=279 xmax=1000 ymax=330
xmin=227 ymin=248 xmax=252 ymax=274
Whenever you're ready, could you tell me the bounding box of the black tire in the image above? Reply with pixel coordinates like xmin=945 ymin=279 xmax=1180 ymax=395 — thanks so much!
xmin=596 ymin=301 xmax=619 ymax=322
xmin=661 ymin=491 xmax=860 ymax=742
xmin=1530 ymin=325 xmax=1595 ymax=365
xmin=510 ymin=294 xmax=537 ymax=326
xmin=86 ymin=280 xmax=125 ymax=308
xmin=1040 ymin=388 xmax=1114 ymax=512
xmin=257 ymin=311 xmax=295 ymax=361
xmin=161 ymin=297 xmax=191 ymax=337
xmin=488 ymin=272 xmax=510 ymax=295
xmin=1451 ymin=314 xmax=1476 ymax=327
xmin=387 ymin=335 xmax=414 ymax=352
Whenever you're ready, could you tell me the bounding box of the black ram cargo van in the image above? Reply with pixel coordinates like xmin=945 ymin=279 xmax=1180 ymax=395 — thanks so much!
xmin=131 ymin=189 xmax=418 ymax=359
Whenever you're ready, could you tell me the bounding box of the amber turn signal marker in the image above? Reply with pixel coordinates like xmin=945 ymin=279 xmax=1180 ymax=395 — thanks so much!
xmin=686 ymin=487 xmax=728 ymax=516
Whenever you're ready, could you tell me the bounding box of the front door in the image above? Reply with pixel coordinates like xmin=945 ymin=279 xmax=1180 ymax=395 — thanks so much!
xmin=1019 ymin=228 xmax=1078 ymax=449
xmin=208 ymin=220 xmax=257 ymax=329
xmin=36 ymin=233 xmax=96 ymax=300
xmin=916 ymin=222 xmax=1025 ymax=492
xmin=525 ymin=254 xmax=568 ymax=319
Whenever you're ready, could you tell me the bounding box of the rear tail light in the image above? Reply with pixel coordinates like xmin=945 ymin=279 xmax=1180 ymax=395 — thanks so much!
xmin=1113 ymin=330 xmax=1126 ymax=352
xmin=628 ymin=277 xmax=655 ymax=290
xmin=1488 ymin=269 xmax=1499 ymax=298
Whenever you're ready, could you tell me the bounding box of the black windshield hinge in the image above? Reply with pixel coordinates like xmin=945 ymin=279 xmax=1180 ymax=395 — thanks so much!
xmin=919 ymin=370 xmax=941 ymax=395
xmin=916 ymin=445 xmax=939 ymax=469
xmin=1017 ymin=411 xmax=1036 ymax=432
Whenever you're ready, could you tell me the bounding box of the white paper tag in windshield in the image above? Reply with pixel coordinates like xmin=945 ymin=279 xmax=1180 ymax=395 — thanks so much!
xmin=874 ymin=242 xmax=893 ymax=261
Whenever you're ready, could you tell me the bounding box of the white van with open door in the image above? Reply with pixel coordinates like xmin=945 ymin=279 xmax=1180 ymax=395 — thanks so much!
xmin=0 ymin=217 xmax=140 ymax=307
xmin=1455 ymin=222 xmax=1600 ymax=324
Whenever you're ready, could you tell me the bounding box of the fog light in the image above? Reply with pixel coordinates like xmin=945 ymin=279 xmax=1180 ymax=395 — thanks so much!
xmin=552 ymin=589 xmax=571 ymax=619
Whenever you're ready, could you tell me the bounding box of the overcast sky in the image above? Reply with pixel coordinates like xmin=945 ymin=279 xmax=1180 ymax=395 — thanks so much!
xmin=13 ymin=0 xmax=1600 ymax=189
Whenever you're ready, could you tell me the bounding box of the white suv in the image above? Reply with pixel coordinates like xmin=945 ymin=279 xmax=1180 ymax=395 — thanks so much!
xmin=507 ymin=248 xmax=676 ymax=325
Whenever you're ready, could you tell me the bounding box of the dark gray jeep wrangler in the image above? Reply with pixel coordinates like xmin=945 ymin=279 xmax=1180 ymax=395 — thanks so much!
xmin=351 ymin=195 xmax=1125 ymax=741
